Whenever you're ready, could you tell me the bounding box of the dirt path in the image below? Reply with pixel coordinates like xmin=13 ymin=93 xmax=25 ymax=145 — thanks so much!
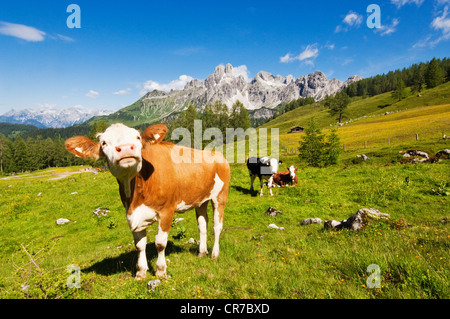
xmin=0 ymin=168 xmax=98 ymax=181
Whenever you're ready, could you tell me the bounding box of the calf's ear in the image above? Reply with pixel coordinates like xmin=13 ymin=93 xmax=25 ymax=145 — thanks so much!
xmin=65 ymin=136 xmax=102 ymax=160
xmin=142 ymin=124 xmax=168 ymax=144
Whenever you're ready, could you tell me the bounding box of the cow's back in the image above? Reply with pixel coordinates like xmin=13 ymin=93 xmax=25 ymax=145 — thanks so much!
xmin=138 ymin=142 xmax=229 ymax=210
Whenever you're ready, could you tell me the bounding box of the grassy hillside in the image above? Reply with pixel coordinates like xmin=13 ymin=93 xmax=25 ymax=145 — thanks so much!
xmin=261 ymin=81 xmax=450 ymax=134
xmin=86 ymin=92 xmax=198 ymax=127
xmin=257 ymin=82 xmax=450 ymax=160
xmin=0 ymin=82 xmax=448 ymax=300
xmin=0 ymin=160 xmax=448 ymax=299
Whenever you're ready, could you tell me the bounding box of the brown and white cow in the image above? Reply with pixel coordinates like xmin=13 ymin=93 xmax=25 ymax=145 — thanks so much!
xmin=272 ymin=166 xmax=298 ymax=187
xmin=65 ymin=123 xmax=230 ymax=280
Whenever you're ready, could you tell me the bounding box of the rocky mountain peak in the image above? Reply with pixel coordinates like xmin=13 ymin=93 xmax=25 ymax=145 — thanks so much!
xmin=146 ymin=63 xmax=362 ymax=111
xmin=225 ymin=63 xmax=234 ymax=74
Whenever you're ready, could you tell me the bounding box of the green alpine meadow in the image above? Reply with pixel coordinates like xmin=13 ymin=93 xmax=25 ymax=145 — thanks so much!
xmin=0 ymin=79 xmax=448 ymax=299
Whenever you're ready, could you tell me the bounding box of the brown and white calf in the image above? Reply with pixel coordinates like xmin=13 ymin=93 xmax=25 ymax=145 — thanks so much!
xmin=65 ymin=123 xmax=230 ymax=280
xmin=272 ymin=166 xmax=298 ymax=187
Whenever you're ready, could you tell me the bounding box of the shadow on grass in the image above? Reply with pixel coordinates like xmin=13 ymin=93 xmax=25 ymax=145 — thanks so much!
xmin=83 ymin=241 xmax=183 ymax=277
xmin=231 ymin=185 xmax=258 ymax=197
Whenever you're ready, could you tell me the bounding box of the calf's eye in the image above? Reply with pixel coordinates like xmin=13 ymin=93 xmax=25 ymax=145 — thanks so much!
xmin=101 ymin=141 xmax=107 ymax=146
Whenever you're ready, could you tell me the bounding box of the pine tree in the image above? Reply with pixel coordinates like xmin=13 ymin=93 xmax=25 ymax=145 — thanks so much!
xmin=0 ymin=134 xmax=10 ymax=173
xmin=391 ymin=79 xmax=408 ymax=101
xmin=411 ymin=63 xmax=426 ymax=94
xmin=211 ymin=100 xmax=229 ymax=134
xmin=324 ymin=129 xmax=341 ymax=166
xmin=327 ymin=91 xmax=350 ymax=123
xmin=229 ymin=100 xmax=251 ymax=130
xmin=425 ymin=58 xmax=445 ymax=89
xmin=298 ymin=118 xmax=326 ymax=167
xmin=201 ymin=103 xmax=216 ymax=128
xmin=89 ymin=120 xmax=109 ymax=141
xmin=10 ymin=137 xmax=29 ymax=173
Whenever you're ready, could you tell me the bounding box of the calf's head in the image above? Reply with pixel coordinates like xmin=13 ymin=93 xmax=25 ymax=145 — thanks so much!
xmin=65 ymin=123 xmax=167 ymax=197
xmin=288 ymin=166 xmax=297 ymax=180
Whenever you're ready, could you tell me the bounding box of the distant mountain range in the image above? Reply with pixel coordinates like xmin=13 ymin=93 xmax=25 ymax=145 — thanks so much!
xmin=0 ymin=64 xmax=362 ymax=129
xmin=0 ymin=106 xmax=112 ymax=128
xmin=88 ymin=63 xmax=362 ymax=126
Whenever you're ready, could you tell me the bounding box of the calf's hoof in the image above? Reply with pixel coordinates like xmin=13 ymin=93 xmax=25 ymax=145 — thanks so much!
xmin=135 ymin=270 xmax=147 ymax=281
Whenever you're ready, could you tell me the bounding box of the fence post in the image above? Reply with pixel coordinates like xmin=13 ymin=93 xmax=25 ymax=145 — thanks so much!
xmin=364 ymin=141 xmax=367 ymax=149
xmin=343 ymin=144 xmax=346 ymax=151
xmin=388 ymin=138 xmax=390 ymax=146
xmin=416 ymin=134 xmax=419 ymax=141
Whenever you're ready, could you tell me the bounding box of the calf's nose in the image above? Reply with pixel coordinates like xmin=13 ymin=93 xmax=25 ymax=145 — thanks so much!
xmin=115 ymin=144 xmax=136 ymax=156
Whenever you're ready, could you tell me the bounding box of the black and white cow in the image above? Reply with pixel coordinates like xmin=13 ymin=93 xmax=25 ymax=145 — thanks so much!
xmin=246 ymin=156 xmax=282 ymax=196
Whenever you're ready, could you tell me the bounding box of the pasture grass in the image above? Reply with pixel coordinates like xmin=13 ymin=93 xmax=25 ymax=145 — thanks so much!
xmin=0 ymin=85 xmax=449 ymax=299
xmin=278 ymin=103 xmax=450 ymax=152
xmin=0 ymin=157 xmax=448 ymax=299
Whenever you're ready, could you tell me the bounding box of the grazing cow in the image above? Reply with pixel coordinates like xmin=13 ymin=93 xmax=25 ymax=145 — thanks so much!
xmin=246 ymin=156 xmax=282 ymax=196
xmin=273 ymin=166 xmax=298 ymax=187
xmin=65 ymin=123 xmax=230 ymax=280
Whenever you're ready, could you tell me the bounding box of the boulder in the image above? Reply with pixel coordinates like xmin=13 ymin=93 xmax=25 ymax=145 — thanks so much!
xmin=147 ymin=279 xmax=161 ymax=291
xmin=357 ymin=154 xmax=370 ymax=161
xmin=188 ymin=238 xmax=199 ymax=245
xmin=265 ymin=207 xmax=282 ymax=217
xmin=324 ymin=208 xmax=389 ymax=231
xmin=93 ymin=207 xmax=110 ymax=217
xmin=267 ymin=223 xmax=284 ymax=230
xmin=403 ymin=150 xmax=429 ymax=163
xmin=56 ymin=218 xmax=70 ymax=225
xmin=435 ymin=149 xmax=450 ymax=160
xmin=300 ymin=218 xmax=323 ymax=226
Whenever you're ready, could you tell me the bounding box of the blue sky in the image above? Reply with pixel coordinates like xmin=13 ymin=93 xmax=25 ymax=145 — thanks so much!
xmin=0 ymin=0 xmax=449 ymax=114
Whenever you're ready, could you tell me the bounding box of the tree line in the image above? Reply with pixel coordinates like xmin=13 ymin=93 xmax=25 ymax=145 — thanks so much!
xmin=166 ymin=100 xmax=251 ymax=147
xmin=344 ymin=57 xmax=450 ymax=98
xmin=0 ymin=100 xmax=251 ymax=174
xmin=0 ymin=134 xmax=85 ymax=174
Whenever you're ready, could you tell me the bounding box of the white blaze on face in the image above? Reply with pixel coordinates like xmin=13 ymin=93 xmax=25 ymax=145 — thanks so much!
xmin=97 ymin=123 xmax=143 ymax=197
xmin=97 ymin=123 xmax=142 ymax=169
xmin=288 ymin=166 xmax=296 ymax=179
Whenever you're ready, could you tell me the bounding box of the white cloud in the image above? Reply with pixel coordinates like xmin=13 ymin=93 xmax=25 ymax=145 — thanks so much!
xmin=412 ymin=35 xmax=432 ymax=48
xmin=0 ymin=21 xmax=45 ymax=42
xmin=431 ymin=5 xmax=450 ymax=42
xmin=298 ymin=44 xmax=319 ymax=60
xmin=112 ymin=88 xmax=132 ymax=95
xmin=280 ymin=53 xmax=293 ymax=63
xmin=335 ymin=11 xmax=363 ymax=33
xmin=55 ymin=34 xmax=75 ymax=42
xmin=412 ymin=5 xmax=450 ymax=48
xmin=391 ymin=0 xmax=424 ymax=8
xmin=376 ymin=18 xmax=400 ymax=36
xmin=325 ymin=42 xmax=335 ymax=50
xmin=341 ymin=58 xmax=354 ymax=66
xmin=86 ymin=90 xmax=100 ymax=98
xmin=280 ymin=44 xmax=319 ymax=65
xmin=233 ymin=65 xmax=251 ymax=82
xmin=140 ymin=75 xmax=194 ymax=95
xmin=343 ymin=12 xmax=363 ymax=26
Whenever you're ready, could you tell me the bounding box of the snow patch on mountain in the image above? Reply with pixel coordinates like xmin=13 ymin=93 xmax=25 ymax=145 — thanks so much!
xmin=0 ymin=105 xmax=113 ymax=128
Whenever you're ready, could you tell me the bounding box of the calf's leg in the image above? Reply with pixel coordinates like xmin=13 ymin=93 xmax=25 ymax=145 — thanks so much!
xmin=155 ymin=215 xmax=171 ymax=277
xmin=133 ymin=230 xmax=148 ymax=280
xmin=195 ymin=202 xmax=209 ymax=257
